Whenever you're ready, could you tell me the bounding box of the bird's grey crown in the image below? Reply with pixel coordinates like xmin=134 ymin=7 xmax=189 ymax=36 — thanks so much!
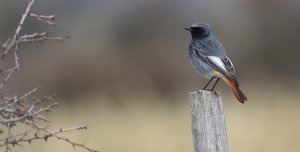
xmin=190 ymin=23 xmax=210 ymax=30
xmin=189 ymin=23 xmax=211 ymax=38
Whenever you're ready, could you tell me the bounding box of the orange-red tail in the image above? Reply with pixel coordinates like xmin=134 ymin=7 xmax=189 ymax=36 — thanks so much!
xmin=223 ymin=78 xmax=247 ymax=103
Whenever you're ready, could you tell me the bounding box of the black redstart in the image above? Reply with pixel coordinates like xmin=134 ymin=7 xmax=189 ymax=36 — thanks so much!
xmin=185 ymin=23 xmax=247 ymax=103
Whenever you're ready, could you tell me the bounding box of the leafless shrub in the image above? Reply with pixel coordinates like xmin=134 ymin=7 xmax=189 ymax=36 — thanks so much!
xmin=0 ymin=1 xmax=98 ymax=151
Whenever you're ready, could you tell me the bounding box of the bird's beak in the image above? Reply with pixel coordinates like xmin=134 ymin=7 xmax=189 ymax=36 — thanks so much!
xmin=184 ymin=27 xmax=192 ymax=31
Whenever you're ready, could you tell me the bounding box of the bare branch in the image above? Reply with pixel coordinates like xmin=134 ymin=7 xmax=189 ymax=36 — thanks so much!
xmin=1 ymin=125 xmax=99 ymax=152
xmin=1 ymin=0 xmax=35 ymax=58
xmin=0 ymin=1 xmax=96 ymax=152
xmin=19 ymin=32 xmax=69 ymax=43
xmin=30 ymin=124 xmax=98 ymax=152
xmin=0 ymin=67 xmax=18 ymax=90
xmin=14 ymin=51 xmax=20 ymax=71
xmin=0 ymin=88 xmax=38 ymax=112
xmin=30 ymin=13 xmax=57 ymax=26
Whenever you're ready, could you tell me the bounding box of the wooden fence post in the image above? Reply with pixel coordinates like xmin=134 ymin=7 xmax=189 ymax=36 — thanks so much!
xmin=189 ymin=90 xmax=229 ymax=152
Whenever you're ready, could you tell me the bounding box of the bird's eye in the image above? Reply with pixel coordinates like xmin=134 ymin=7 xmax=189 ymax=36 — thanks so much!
xmin=198 ymin=28 xmax=206 ymax=35
xmin=190 ymin=26 xmax=209 ymax=37
xmin=191 ymin=27 xmax=200 ymax=31
xmin=191 ymin=27 xmax=205 ymax=33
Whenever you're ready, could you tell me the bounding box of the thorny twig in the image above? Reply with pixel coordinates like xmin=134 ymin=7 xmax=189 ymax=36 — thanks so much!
xmin=0 ymin=1 xmax=98 ymax=152
xmin=1 ymin=124 xmax=97 ymax=152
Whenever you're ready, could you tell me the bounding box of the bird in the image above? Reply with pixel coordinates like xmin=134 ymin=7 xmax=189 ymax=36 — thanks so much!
xmin=185 ymin=23 xmax=247 ymax=103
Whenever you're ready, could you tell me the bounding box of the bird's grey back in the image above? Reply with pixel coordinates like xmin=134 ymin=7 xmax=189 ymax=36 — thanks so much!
xmin=189 ymin=33 xmax=227 ymax=58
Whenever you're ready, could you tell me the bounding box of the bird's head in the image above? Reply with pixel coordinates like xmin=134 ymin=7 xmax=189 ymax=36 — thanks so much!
xmin=185 ymin=23 xmax=211 ymax=39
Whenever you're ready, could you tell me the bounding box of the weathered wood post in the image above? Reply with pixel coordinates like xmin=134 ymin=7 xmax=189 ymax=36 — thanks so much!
xmin=189 ymin=90 xmax=229 ymax=152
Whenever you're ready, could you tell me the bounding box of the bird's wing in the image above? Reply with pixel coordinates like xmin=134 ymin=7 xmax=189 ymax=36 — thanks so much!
xmin=192 ymin=45 xmax=239 ymax=86
xmin=191 ymin=34 xmax=227 ymax=57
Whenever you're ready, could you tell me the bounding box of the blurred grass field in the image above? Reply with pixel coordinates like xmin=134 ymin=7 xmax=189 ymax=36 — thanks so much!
xmin=8 ymin=87 xmax=300 ymax=152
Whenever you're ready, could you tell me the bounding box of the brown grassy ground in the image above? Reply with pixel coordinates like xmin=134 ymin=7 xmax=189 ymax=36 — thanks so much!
xmin=9 ymin=88 xmax=300 ymax=152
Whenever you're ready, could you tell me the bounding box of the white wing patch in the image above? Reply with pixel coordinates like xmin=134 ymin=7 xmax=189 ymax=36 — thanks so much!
xmin=207 ymin=56 xmax=228 ymax=73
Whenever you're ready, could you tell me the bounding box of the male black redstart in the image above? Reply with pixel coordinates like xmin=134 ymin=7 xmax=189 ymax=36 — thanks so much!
xmin=185 ymin=23 xmax=247 ymax=103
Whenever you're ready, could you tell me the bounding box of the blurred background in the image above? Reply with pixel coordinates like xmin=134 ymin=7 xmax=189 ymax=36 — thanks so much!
xmin=1 ymin=0 xmax=300 ymax=152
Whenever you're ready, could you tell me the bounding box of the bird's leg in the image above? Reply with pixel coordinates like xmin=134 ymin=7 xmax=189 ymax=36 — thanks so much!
xmin=210 ymin=78 xmax=220 ymax=91
xmin=203 ymin=77 xmax=215 ymax=90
